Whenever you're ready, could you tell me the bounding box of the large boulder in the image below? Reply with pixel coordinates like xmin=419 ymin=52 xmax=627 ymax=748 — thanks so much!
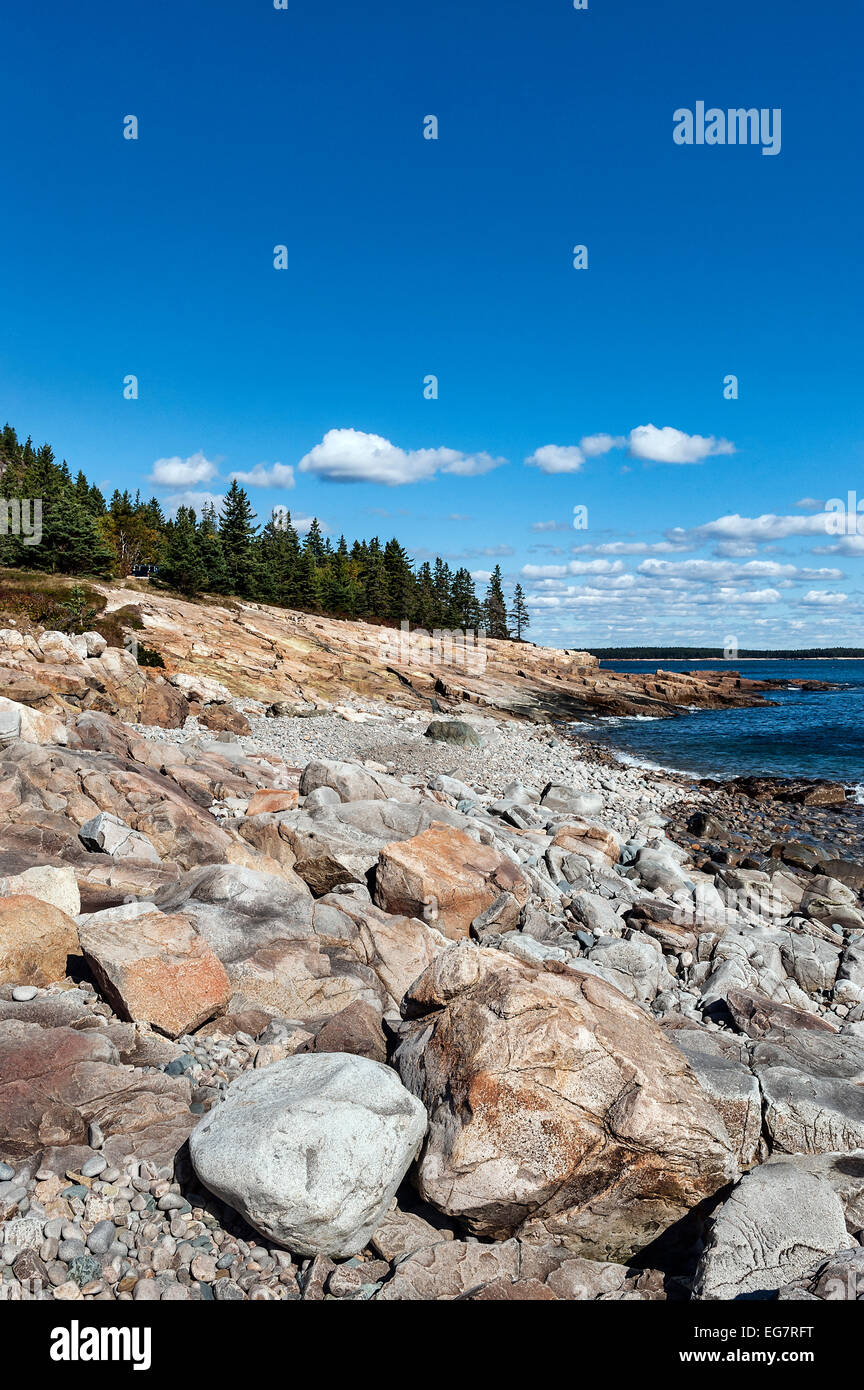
xmin=0 ymin=865 xmax=80 ymax=917
xmin=375 ymin=824 xmax=528 ymax=940
xmin=0 ymin=697 xmax=68 ymax=747
xmin=299 ymin=759 xmax=420 ymax=804
xmin=189 ymin=1053 xmax=427 ymax=1257
xmin=669 ymin=1029 xmax=762 ymax=1167
xmin=751 ymin=1028 xmax=864 ymax=1155
xmin=778 ymin=1246 xmax=864 ymax=1301
xmin=425 ymin=720 xmax=482 ymax=748
xmin=154 ymin=867 xmax=444 ymax=1019
xmin=78 ymin=910 xmax=230 ymax=1038
xmin=694 ymin=1163 xmax=848 ymax=1300
xmin=279 ymin=800 xmax=471 ymax=896
xmin=79 ymin=812 xmax=160 ymax=862
xmin=0 ymin=1021 xmax=194 ymax=1167
xmin=168 ymin=672 xmax=233 ymax=704
xmin=550 ymin=821 xmax=620 ymax=869
xmin=0 ymin=895 xmax=80 ymax=987
xmin=154 ymin=865 xmax=318 ymax=961
xmin=318 ymin=887 xmax=448 ymax=1010
xmin=394 ymin=945 xmax=738 ymax=1260
xmin=224 ymin=937 xmax=387 ymax=1023
xmin=138 ymin=679 xmax=190 ymax=730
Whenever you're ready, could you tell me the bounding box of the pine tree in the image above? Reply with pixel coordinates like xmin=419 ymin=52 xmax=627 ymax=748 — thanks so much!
xmin=303 ymin=517 xmax=327 ymax=564
xmin=219 ymin=480 xmax=258 ymax=596
xmin=413 ymin=561 xmax=438 ymax=628
xmin=450 ymin=567 xmax=482 ymax=631
xmin=383 ymin=538 xmax=414 ymax=623
xmin=483 ymin=565 xmax=510 ymax=639
xmin=195 ymin=505 xmax=229 ymax=592
xmin=294 ymin=547 xmax=323 ymax=610
xmin=361 ymin=539 xmax=389 ymax=620
xmin=157 ymin=508 xmax=207 ymax=595
xmin=509 ymin=583 xmax=531 ymax=640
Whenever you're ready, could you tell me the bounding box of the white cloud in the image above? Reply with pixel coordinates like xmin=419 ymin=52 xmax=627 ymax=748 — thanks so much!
xmin=298 ymin=428 xmax=505 ymax=485
xmin=712 ymin=540 xmax=760 ymax=558
xmin=627 ymin=425 xmax=735 ymax=465
xmin=522 ymin=559 xmax=625 ymax=578
xmin=800 ymin=590 xmax=848 ymax=606
xmin=712 ymin=587 xmax=781 ymax=605
xmin=150 ymin=452 xmax=218 ymax=486
xmin=580 ymin=433 xmax=625 ymax=457
xmin=230 ymin=462 xmax=296 ymax=489
xmin=161 ymin=490 xmax=225 ymax=517
xmin=526 ymin=425 xmax=734 ymax=473
xmin=591 ymin=540 xmax=688 ymax=555
xmin=818 ymin=535 xmax=864 ymax=556
xmin=525 ymin=445 xmax=585 ymax=474
xmin=638 ymin=558 xmax=844 ymax=583
xmin=668 ymin=512 xmax=835 ymax=546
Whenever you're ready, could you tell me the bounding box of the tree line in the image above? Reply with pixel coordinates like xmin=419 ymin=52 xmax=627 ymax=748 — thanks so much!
xmin=589 ymin=646 xmax=863 ymax=659
xmin=0 ymin=424 xmax=530 ymax=638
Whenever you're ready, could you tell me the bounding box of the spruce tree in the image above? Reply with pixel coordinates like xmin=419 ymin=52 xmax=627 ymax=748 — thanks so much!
xmin=195 ymin=505 xmax=229 ymax=592
xmin=383 ymin=538 xmax=414 ymax=623
xmin=483 ymin=565 xmax=510 ymax=639
xmin=157 ymin=508 xmax=207 ymax=595
xmin=509 ymin=583 xmax=531 ymax=640
xmin=219 ymin=480 xmax=258 ymax=596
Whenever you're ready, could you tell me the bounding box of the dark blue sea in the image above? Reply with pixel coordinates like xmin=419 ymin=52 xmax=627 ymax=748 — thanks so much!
xmin=582 ymin=661 xmax=864 ymax=792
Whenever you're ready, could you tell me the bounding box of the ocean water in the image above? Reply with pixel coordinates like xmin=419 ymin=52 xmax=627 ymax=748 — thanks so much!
xmin=583 ymin=661 xmax=864 ymax=789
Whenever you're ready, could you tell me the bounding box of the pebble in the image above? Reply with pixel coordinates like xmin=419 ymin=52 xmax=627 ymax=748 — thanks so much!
xmin=11 ymin=986 xmax=38 ymax=1002
xmin=86 ymin=1220 xmax=117 ymax=1256
xmin=58 ymin=1238 xmax=86 ymax=1262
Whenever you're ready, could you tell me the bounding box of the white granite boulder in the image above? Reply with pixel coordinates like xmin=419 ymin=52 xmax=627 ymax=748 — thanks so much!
xmin=190 ymin=1052 xmax=428 ymax=1257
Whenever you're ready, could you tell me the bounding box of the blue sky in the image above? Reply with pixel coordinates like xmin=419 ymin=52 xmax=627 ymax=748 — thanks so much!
xmin=2 ymin=0 xmax=862 ymax=647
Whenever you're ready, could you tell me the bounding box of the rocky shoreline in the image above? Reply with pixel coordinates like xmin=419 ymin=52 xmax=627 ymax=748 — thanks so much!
xmin=0 ymin=611 xmax=862 ymax=1303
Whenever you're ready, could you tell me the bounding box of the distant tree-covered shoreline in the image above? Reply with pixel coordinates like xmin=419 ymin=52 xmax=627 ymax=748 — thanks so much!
xmin=590 ymin=647 xmax=864 ymax=659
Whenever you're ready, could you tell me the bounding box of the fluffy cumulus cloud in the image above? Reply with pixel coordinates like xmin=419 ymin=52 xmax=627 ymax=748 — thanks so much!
xmin=525 ymin=444 xmax=586 ymax=474
xmin=521 ymin=559 xmax=625 ymax=578
xmin=801 ymin=590 xmax=848 ymax=606
xmin=821 ymin=535 xmax=864 ymax=556
xmin=150 ymin=452 xmax=218 ymax=486
xmin=638 ymin=558 xmax=844 ymax=583
xmin=580 ymin=433 xmax=625 ymax=457
xmin=162 ymin=490 xmax=225 ymax=517
xmin=573 ymin=540 xmax=689 ymax=555
xmin=526 ymin=425 xmax=736 ymax=474
xmin=298 ymin=429 xmax=505 ymax=485
xmin=229 ymin=462 xmax=296 ymax=489
xmin=668 ymin=512 xmax=838 ymax=546
xmin=712 ymin=587 xmax=781 ymax=606
xmin=627 ymin=425 xmax=735 ymax=465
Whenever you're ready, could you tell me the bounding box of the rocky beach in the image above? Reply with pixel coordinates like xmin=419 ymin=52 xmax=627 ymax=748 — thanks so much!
xmin=0 ymin=590 xmax=862 ymax=1304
